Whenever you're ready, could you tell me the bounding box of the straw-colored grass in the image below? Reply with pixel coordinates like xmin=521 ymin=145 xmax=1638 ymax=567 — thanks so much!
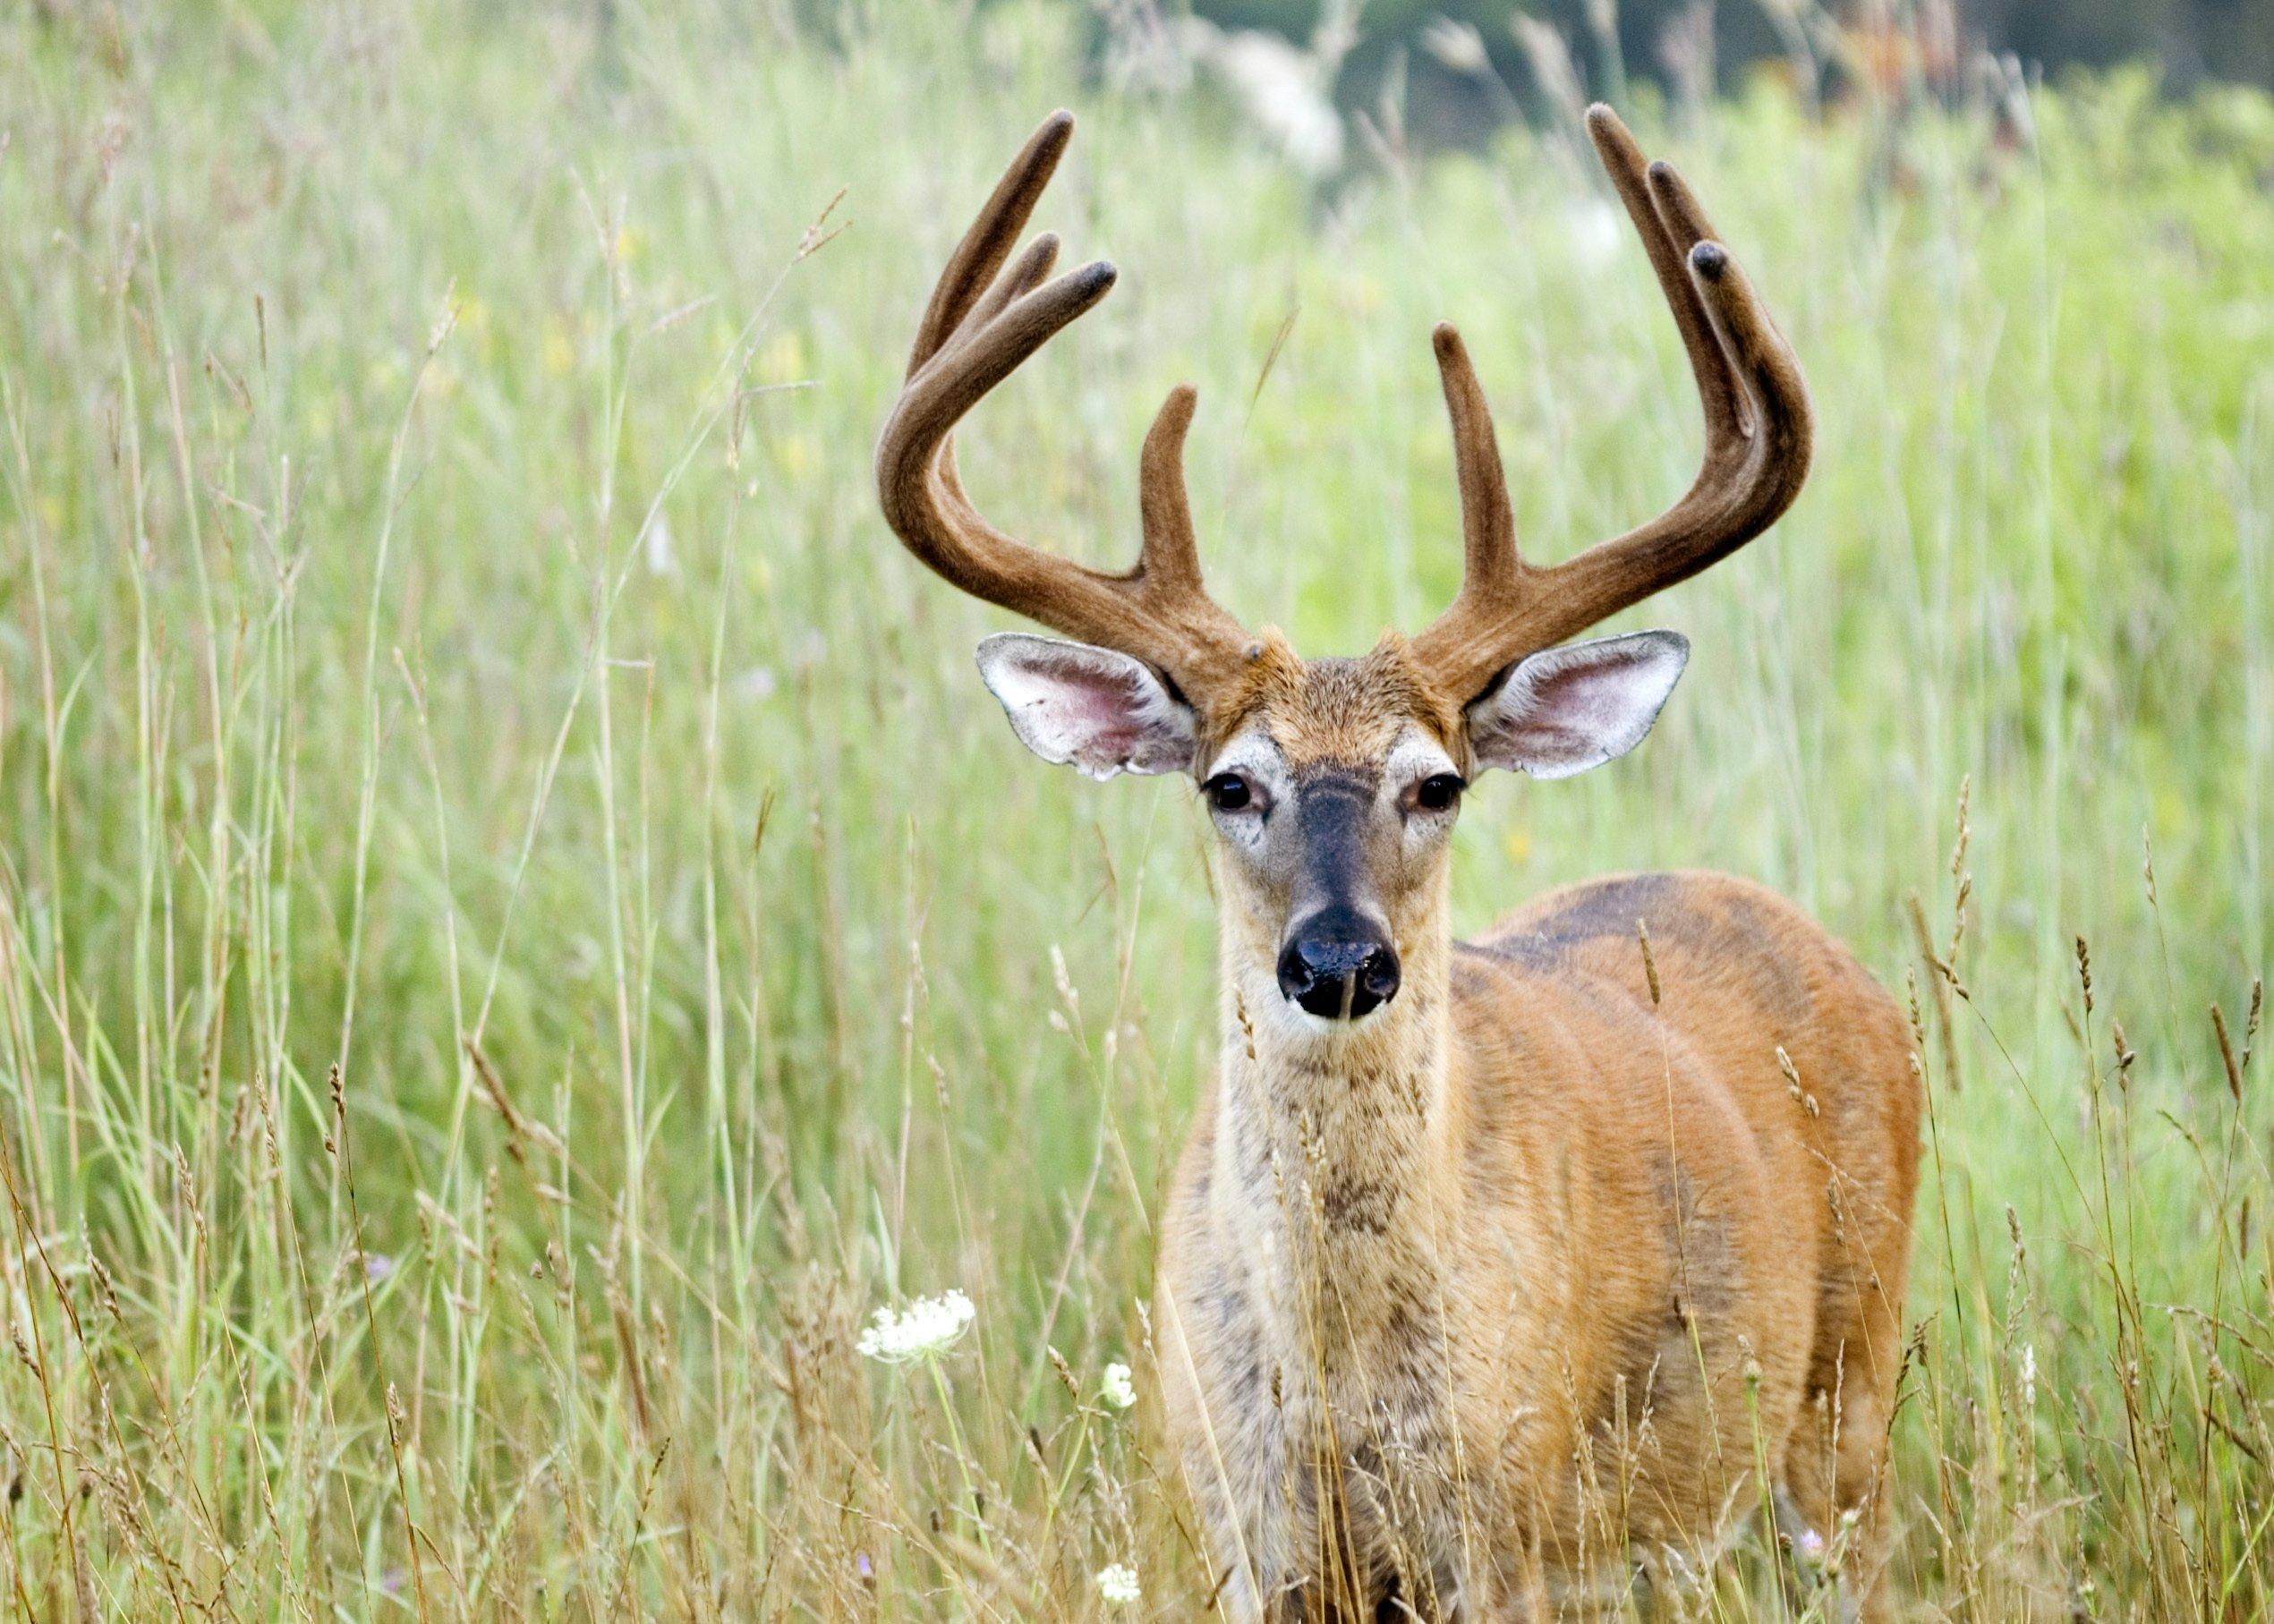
xmin=1 ymin=2 xmax=2270 ymax=1616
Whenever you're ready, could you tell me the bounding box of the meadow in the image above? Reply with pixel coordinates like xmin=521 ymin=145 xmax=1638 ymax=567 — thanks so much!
xmin=2 ymin=1 xmax=2272 ymax=1616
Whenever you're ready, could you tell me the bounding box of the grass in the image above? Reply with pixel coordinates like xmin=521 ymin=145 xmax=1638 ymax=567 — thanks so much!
xmin=1 ymin=1 xmax=2271 ymax=1615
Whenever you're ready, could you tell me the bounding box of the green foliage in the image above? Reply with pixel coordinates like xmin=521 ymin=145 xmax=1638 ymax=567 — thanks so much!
xmin=0 ymin=0 xmax=2269 ymax=1614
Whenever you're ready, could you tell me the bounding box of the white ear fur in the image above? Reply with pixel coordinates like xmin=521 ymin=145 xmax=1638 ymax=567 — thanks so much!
xmin=1466 ymin=631 xmax=1689 ymax=779
xmin=975 ymin=633 xmax=1198 ymax=780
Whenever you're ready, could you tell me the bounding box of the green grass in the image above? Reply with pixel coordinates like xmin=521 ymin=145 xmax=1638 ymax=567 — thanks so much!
xmin=1 ymin=2 xmax=2271 ymax=1615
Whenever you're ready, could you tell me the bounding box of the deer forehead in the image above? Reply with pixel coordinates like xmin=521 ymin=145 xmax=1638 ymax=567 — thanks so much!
xmin=1207 ymin=646 xmax=1463 ymax=772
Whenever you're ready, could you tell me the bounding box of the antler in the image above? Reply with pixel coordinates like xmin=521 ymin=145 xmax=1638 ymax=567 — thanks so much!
xmin=876 ymin=112 xmax=1253 ymax=706
xmin=1410 ymin=104 xmax=1814 ymax=702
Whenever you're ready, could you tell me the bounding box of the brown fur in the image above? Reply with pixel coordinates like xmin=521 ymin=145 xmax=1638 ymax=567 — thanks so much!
xmin=1153 ymin=646 xmax=1920 ymax=1621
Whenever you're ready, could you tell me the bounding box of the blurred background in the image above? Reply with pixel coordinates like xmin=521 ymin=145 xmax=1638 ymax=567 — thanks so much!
xmin=2 ymin=0 xmax=2271 ymax=1615
xmin=1111 ymin=0 xmax=2274 ymax=153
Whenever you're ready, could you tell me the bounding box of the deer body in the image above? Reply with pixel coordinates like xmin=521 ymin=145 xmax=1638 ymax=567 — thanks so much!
xmin=875 ymin=108 xmax=1920 ymax=1620
xmin=1160 ymin=859 xmax=1916 ymax=1618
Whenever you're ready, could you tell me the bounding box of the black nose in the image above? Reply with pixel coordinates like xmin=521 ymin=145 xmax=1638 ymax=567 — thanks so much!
xmin=1277 ymin=907 xmax=1401 ymax=1021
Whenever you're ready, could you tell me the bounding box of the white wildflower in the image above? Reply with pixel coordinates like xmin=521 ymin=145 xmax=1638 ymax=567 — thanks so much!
xmin=1101 ymin=1360 xmax=1137 ymax=1411
xmin=2020 ymin=1343 xmax=2037 ymax=1407
xmin=1096 ymin=1561 xmax=1142 ymax=1604
xmin=856 ymin=1289 xmax=975 ymax=1364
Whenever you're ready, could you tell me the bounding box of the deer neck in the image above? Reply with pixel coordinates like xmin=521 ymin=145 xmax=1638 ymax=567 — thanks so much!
xmin=1211 ymin=891 xmax=1461 ymax=1346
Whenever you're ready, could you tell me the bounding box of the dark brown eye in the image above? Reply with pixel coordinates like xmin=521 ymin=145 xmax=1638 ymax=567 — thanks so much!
xmin=1414 ymin=773 xmax=1466 ymax=812
xmin=1204 ymin=773 xmax=1253 ymax=812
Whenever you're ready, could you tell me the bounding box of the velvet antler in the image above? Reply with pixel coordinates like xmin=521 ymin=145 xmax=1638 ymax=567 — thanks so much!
xmin=1410 ymin=105 xmax=1813 ymax=701
xmin=876 ymin=112 xmax=1253 ymax=705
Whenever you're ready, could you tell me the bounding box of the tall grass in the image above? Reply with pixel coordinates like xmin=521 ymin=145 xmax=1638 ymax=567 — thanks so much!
xmin=0 ymin=1 xmax=2270 ymax=1614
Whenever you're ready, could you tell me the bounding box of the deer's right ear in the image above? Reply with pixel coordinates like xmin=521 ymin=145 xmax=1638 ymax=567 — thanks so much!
xmin=975 ymin=633 xmax=1197 ymax=780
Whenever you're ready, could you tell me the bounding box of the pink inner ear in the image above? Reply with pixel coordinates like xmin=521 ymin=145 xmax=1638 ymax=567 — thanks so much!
xmin=1472 ymin=633 xmax=1684 ymax=778
xmin=982 ymin=633 xmax=1197 ymax=778
xmin=1514 ymin=659 xmax=1632 ymax=746
xmin=992 ymin=641 xmax=1196 ymax=777
xmin=1035 ymin=651 xmax=1149 ymax=744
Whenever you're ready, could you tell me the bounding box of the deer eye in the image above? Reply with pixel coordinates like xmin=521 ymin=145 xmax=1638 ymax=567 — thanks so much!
xmin=1204 ymin=773 xmax=1256 ymax=813
xmin=1412 ymin=773 xmax=1466 ymax=812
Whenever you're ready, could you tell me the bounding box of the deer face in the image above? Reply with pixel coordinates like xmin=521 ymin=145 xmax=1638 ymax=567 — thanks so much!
xmin=975 ymin=626 xmax=1689 ymax=1026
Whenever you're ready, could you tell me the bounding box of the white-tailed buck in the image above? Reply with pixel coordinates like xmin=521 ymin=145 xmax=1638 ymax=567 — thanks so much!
xmin=878 ymin=109 xmax=1919 ymax=1620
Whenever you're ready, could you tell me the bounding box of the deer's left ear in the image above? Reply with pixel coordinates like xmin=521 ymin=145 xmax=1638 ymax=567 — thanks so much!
xmin=975 ymin=633 xmax=1198 ymax=780
xmin=1466 ymin=631 xmax=1688 ymax=779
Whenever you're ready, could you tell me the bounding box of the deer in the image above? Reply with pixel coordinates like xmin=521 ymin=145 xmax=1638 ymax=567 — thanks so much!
xmin=876 ymin=108 xmax=1920 ymax=1621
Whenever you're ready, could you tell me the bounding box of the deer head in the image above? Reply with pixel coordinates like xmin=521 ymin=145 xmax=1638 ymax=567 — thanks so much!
xmin=877 ymin=108 xmax=1810 ymax=1029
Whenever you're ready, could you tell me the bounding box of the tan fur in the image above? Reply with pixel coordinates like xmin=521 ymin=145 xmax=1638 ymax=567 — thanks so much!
xmin=1153 ymin=649 xmax=1920 ymax=1621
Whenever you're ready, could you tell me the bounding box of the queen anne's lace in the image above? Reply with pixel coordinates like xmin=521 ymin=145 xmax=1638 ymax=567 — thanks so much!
xmin=1101 ymin=1361 xmax=1137 ymax=1410
xmin=856 ymin=1290 xmax=975 ymax=1364
xmin=1096 ymin=1563 xmax=1142 ymax=1604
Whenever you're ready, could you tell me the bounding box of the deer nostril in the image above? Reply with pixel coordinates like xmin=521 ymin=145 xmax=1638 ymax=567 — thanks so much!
xmin=1277 ymin=921 xmax=1401 ymax=1021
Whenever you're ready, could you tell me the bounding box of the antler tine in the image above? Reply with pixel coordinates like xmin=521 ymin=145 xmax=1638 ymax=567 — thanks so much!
xmin=1138 ymin=383 xmax=1205 ymax=593
xmin=1427 ymin=321 xmax=1525 ymax=628
xmin=906 ymin=112 xmax=1074 ymax=378
xmin=877 ymin=114 xmax=1251 ymax=705
xmin=921 ymin=231 xmax=1062 ymax=380
xmin=1410 ymin=105 xmax=1813 ymax=704
xmin=1587 ymin=106 xmax=1748 ymax=443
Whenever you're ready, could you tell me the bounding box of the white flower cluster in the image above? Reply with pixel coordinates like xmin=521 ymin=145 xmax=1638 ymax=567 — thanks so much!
xmin=1096 ymin=1561 xmax=1142 ymax=1604
xmin=856 ymin=1289 xmax=975 ymax=1364
xmin=1101 ymin=1360 xmax=1137 ymax=1411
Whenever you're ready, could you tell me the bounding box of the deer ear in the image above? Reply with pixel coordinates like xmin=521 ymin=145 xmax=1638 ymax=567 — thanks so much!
xmin=975 ymin=633 xmax=1197 ymax=780
xmin=1466 ymin=631 xmax=1688 ymax=780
